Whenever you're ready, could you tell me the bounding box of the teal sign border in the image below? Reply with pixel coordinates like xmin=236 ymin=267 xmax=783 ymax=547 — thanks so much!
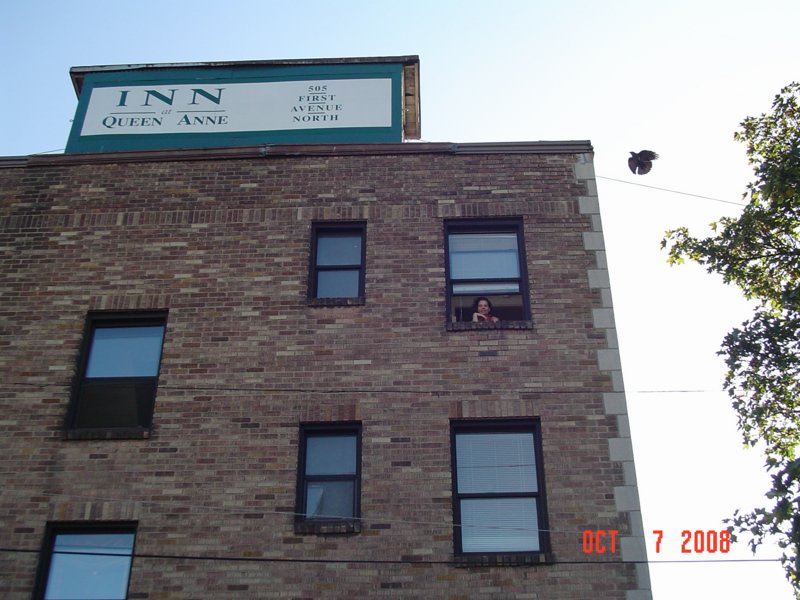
xmin=65 ymin=63 xmax=404 ymax=153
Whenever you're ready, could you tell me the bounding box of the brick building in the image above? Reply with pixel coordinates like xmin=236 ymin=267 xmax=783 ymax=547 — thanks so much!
xmin=0 ymin=58 xmax=651 ymax=599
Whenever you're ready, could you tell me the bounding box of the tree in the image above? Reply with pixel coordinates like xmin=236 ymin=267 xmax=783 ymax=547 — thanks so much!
xmin=662 ymin=82 xmax=800 ymax=594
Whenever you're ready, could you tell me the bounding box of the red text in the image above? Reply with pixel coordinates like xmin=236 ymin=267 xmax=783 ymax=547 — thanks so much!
xmin=582 ymin=529 xmax=619 ymax=554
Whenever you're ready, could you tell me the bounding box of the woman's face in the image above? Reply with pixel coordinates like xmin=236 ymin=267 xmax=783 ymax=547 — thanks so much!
xmin=477 ymin=300 xmax=491 ymax=315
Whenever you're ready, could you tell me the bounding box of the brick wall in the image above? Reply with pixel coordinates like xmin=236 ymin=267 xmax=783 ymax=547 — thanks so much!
xmin=0 ymin=144 xmax=650 ymax=599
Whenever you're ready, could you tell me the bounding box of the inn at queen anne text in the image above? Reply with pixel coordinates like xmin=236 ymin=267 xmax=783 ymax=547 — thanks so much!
xmin=99 ymin=88 xmax=230 ymax=130
xmin=96 ymin=84 xmax=345 ymax=131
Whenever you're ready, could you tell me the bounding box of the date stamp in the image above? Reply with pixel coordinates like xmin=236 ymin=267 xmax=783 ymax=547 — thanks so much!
xmin=652 ymin=529 xmax=732 ymax=554
xmin=582 ymin=529 xmax=733 ymax=554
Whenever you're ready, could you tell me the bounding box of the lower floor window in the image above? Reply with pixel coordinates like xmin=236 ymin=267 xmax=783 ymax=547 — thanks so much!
xmin=451 ymin=420 xmax=549 ymax=555
xmin=36 ymin=523 xmax=136 ymax=600
xmin=297 ymin=423 xmax=361 ymax=523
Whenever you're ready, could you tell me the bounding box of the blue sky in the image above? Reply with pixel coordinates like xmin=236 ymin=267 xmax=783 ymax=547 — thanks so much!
xmin=3 ymin=1 xmax=799 ymax=597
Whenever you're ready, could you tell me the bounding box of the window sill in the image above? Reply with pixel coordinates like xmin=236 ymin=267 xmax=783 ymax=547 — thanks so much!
xmin=454 ymin=551 xmax=553 ymax=568
xmin=63 ymin=427 xmax=151 ymax=441
xmin=308 ymin=297 xmax=366 ymax=308
xmin=294 ymin=519 xmax=361 ymax=535
xmin=447 ymin=320 xmax=534 ymax=332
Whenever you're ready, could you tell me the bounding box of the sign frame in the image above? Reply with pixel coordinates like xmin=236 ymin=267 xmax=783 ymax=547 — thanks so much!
xmin=65 ymin=59 xmax=417 ymax=153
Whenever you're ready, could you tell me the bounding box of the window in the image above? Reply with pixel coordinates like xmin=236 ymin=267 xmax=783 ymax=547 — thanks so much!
xmin=445 ymin=219 xmax=530 ymax=323
xmin=34 ymin=522 xmax=136 ymax=600
xmin=68 ymin=312 xmax=166 ymax=433
xmin=309 ymin=222 xmax=366 ymax=301
xmin=296 ymin=423 xmax=361 ymax=533
xmin=451 ymin=420 xmax=549 ymax=560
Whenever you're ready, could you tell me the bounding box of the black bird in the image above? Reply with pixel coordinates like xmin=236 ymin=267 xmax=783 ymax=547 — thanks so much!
xmin=628 ymin=150 xmax=659 ymax=175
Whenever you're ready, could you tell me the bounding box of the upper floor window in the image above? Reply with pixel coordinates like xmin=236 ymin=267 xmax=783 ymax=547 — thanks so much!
xmin=34 ymin=522 xmax=136 ymax=600
xmin=68 ymin=312 xmax=166 ymax=434
xmin=445 ymin=219 xmax=530 ymax=323
xmin=296 ymin=423 xmax=361 ymax=534
xmin=309 ymin=222 xmax=366 ymax=301
xmin=451 ymin=420 xmax=549 ymax=561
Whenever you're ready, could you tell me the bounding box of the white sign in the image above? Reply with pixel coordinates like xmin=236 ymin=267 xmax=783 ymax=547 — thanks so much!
xmin=79 ymin=78 xmax=393 ymax=136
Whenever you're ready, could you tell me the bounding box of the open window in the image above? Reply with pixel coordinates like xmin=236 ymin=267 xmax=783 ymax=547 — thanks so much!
xmin=67 ymin=312 xmax=166 ymax=436
xmin=445 ymin=219 xmax=530 ymax=323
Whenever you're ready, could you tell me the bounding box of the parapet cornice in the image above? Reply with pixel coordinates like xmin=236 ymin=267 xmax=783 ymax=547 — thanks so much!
xmin=0 ymin=140 xmax=593 ymax=169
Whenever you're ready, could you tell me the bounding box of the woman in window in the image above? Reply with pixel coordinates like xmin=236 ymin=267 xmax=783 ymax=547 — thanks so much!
xmin=472 ymin=297 xmax=500 ymax=322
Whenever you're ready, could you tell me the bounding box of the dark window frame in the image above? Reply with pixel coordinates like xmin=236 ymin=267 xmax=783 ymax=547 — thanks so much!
xmin=308 ymin=221 xmax=367 ymax=305
xmin=33 ymin=521 xmax=138 ymax=600
xmin=450 ymin=418 xmax=552 ymax=566
xmin=444 ymin=218 xmax=532 ymax=329
xmin=295 ymin=422 xmax=362 ymax=535
xmin=65 ymin=311 xmax=167 ymax=440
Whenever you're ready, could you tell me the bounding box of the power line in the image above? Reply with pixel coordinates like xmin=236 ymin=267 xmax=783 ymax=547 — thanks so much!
xmin=3 ymin=380 xmax=723 ymax=396
xmin=596 ymin=175 xmax=748 ymax=207
xmin=0 ymin=545 xmax=782 ymax=567
xmin=31 ymin=148 xmax=66 ymax=155
xmin=0 ymin=487 xmax=611 ymax=537
xmin=630 ymin=389 xmax=721 ymax=395
xmin=0 ymin=487 xmax=747 ymax=546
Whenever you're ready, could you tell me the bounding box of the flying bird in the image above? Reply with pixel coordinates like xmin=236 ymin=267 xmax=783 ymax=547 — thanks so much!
xmin=628 ymin=150 xmax=659 ymax=175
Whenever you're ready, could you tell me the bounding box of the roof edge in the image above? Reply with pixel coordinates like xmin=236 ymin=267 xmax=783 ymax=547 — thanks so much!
xmin=1 ymin=141 xmax=593 ymax=169
xmin=70 ymin=56 xmax=421 ymax=96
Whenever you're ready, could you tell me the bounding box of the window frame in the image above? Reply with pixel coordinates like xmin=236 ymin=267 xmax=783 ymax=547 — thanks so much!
xmin=65 ymin=311 xmax=167 ymax=440
xmin=295 ymin=422 xmax=362 ymax=535
xmin=450 ymin=419 xmax=551 ymax=565
xmin=33 ymin=521 xmax=137 ymax=600
xmin=444 ymin=218 xmax=531 ymax=327
xmin=308 ymin=221 xmax=367 ymax=305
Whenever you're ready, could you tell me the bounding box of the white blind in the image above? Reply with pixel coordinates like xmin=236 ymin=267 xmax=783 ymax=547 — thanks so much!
xmin=460 ymin=498 xmax=540 ymax=552
xmin=456 ymin=432 xmax=537 ymax=494
xmin=449 ymin=233 xmax=520 ymax=280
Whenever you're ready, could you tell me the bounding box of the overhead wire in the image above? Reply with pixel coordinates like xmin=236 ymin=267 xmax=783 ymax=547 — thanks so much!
xmin=0 ymin=487 xmax=621 ymax=537
xmin=596 ymin=175 xmax=748 ymax=207
xmin=31 ymin=148 xmax=66 ymax=155
xmin=0 ymin=545 xmax=782 ymax=568
xmin=3 ymin=379 xmax=724 ymax=396
xmin=0 ymin=483 xmax=754 ymax=547
xmin=11 ymin=151 xmax=754 ymax=209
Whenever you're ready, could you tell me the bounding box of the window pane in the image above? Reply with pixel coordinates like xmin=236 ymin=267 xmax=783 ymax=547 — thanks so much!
xmin=306 ymin=435 xmax=357 ymax=475
xmin=305 ymin=481 xmax=355 ymax=519
xmin=460 ymin=498 xmax=539 ymax=552
xmin=86 ymin=326 xmax=165 ymax=378
xmin=456 ymin=432 xmax=537 ymax=493
xmin=45 ymin=533 xmax=134 ymax=600
xmin=317 ymin=233 xmax=362 ymax=266
xmin=75 ymin=379 xmax=157 ymax=429
xmin=452 ymin=282 xmax=520 ymax=295
xmin=316 ymin=270 xmax=360 ymax=298
xmin=449 ymin=233 xmax=520 ymax=280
